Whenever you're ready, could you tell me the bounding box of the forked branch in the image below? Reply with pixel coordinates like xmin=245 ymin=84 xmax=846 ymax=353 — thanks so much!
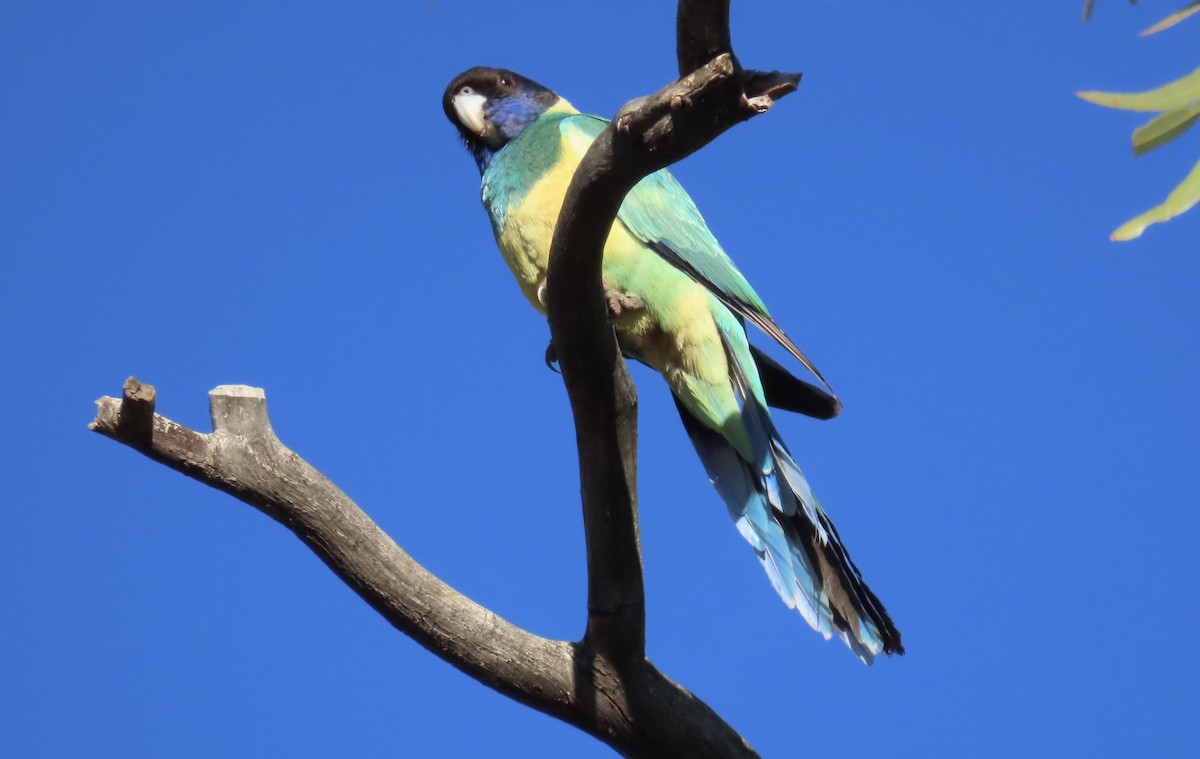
xmin=93 ymin=1 xmax=800 ymax=755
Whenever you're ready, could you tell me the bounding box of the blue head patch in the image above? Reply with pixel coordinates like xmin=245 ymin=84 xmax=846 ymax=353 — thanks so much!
xmin=444 ymin=67 xmax=560 ymax=172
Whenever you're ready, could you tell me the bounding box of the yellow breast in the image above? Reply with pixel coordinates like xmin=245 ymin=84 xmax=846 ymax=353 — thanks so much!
xmin=494 ymin=147 xmax=587 ymax=313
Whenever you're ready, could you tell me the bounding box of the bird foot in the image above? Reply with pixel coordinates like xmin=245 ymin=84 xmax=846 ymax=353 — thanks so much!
xmin=540 ymin=279 xmax=641 ymax=319
xmin=605 ymin=289 xmax=644 ymax=318
xmin=538 ymin=286 xmax=638 ymax=371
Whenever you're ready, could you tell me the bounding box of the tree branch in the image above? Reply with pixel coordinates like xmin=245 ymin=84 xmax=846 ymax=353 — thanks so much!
xmin=91 ymin=380 xmax=578 ymax=717
xmin=93 ymin=2 xmax=801 ymax=755
xmin=677 ymin=0 xmax=734 ymax=74
xmin=91 ymin=379 xmax=757 ymax=757
xmin=544 ymin=0 xmax=800 ymax=682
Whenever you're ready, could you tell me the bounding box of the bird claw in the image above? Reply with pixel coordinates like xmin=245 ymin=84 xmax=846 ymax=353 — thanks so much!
xmin=605 ymin=289 xmax=644 ymax=318
xmin=539 ymin=286 xmax=637 ymax=370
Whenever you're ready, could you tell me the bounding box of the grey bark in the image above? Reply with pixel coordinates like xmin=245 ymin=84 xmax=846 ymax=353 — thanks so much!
xmin=91 ymin=2 xmax=801 ymax=756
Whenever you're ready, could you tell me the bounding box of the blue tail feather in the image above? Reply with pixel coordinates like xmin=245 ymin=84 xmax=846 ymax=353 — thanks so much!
xmin=672 ymin=334 xmax=903 ymax=664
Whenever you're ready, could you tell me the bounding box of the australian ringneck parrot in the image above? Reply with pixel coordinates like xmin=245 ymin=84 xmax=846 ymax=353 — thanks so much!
xmin=443 ymin=67 xmax=902 ymax=663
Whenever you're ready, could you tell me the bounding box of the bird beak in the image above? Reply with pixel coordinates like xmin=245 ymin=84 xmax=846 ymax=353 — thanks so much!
xmin=453 ymin=92 xmax=488 ymax=138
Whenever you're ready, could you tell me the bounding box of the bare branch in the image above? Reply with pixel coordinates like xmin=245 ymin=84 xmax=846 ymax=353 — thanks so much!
xmin=544 ymin=8 xmax=800 ymax=672
xmin=93 ymin=2 xmax=802 ymax=755
xmin=92 ymin=380 xmax=578 ymax=713
xmin=535 ymin=4 xmax=804 ymax=752
xmin=90 ymin=379 xmax=757 ymax=758
xmin=677 ymin=0 xmax=734 ymax=74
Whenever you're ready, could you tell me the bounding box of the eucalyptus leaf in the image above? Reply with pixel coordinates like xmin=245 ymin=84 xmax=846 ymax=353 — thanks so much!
xmin=1141 ymin=1 xmax=1200 ymax=36
xmin=1078 ymin=66 xmax=1200 ymax=112
xmin=1132 ymin=105 xmax=1200 ymax=155
xmin=1111 ymin=156 xmax=1200 ymax=240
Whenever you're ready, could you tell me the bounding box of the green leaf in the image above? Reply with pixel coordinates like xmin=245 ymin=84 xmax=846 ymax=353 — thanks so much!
xmin=1141 ymin=1 xmax=1200 ymax=36
xmin=1111 ymin=156 xmax=1200 ymax=240
xmin=1078 ymin=66 xmax=1200 ymax=112
xmin=1132 ymin=104 xmax=1200 ymax=155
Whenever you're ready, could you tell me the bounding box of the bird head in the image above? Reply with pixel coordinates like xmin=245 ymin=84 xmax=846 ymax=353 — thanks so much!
xmin=443 ymin=67 xmax=569 ymax=170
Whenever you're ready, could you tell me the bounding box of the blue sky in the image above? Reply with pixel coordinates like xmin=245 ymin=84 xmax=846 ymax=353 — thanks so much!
xmin=4 ymin=1 xmax=1199 ymax=756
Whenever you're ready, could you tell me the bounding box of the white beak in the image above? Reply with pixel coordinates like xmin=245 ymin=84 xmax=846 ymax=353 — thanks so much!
xmin=453 ymin=92 xmax=488 ymax=137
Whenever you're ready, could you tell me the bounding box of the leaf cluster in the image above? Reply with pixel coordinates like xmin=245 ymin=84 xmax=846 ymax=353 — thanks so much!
xmin=1081 ymin=1 xmax=1200 ymax=240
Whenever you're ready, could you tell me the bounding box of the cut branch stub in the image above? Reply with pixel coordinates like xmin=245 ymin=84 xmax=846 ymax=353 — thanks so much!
xmin=116 ymin=376 xmax=155 ymax=447
xmin=209 ymin=384 xmax=272 ymax=440
xmin=744 ymin=69 xmax=803 ymax=110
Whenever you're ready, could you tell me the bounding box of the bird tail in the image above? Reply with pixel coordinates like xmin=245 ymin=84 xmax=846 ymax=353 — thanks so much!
xmin=673 ymin=336 xmax=903 ymax=663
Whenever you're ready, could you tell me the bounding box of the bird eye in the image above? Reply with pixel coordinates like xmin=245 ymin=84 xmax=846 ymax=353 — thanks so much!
xmin=499 ymin=76 xmax=511 ymax=87
xmin=460 ymin=86 xmax=473 ymax=95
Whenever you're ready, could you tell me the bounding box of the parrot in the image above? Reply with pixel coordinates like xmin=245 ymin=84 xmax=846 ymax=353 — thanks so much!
xmin=443 ymin=66 xmax=902 ymax=663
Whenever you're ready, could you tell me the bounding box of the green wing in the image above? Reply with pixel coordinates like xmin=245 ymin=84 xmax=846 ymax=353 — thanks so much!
xmin=560 ymin=115 xmax=833 ymax=393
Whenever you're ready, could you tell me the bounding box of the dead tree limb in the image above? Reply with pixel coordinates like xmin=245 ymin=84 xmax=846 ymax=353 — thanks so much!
xmin=545 ymin=0 xmax=800 ymax=676
xmin=92 ymin=1 xmax=800 ymax=755
xmin=91 ymin=379 xmax=757 ymax=758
